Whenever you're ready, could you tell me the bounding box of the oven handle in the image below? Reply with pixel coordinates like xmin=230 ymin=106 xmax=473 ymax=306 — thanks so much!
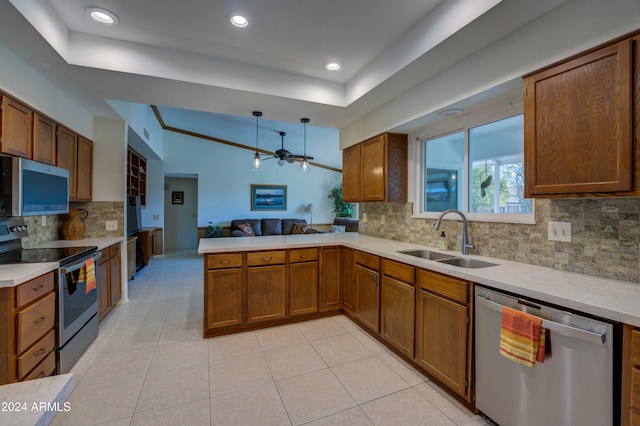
xmin=59 ymin=252 xmax=102 ymax=274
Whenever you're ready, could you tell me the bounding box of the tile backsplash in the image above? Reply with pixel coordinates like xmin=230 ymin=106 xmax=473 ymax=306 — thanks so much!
xmin=359 ymin=198 xmax=640 ymax=283
xmin=23 ymin=201 xmax=124 ymax=247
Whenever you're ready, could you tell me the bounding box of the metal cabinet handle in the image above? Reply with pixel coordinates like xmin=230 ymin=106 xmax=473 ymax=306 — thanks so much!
xmin=37 ymin=371 xmax=46 ymax=378
xmin=299 ymin=254 xmax=309 ymax=259
xmin=35 ymin=348 xmax=47 ymax=356
xmin=362 ymin=258 xmax=369 ymax=263
xmin=32 ymin=285 xmax=45 ymax=292
xmin=219 ymin=259 xmax=231 ymax=264
xmin=34 ymin=316 xmax=46 ymax=324
xmin=262 ymin=257 xmax=272 ymax=261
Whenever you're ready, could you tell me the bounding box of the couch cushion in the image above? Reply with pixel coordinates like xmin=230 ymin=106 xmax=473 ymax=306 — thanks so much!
xmin=231 ymin=219 xmax=262 ymax=236
xmin=282 ymin=219 xmax=307 ymax=235
xmin=261 ymin=218 xmax=283 ymax=235
xmin=333 ymin=217 xmax=359 ymax=232
xmin=237 ymin=223 xmax=255 ymax=236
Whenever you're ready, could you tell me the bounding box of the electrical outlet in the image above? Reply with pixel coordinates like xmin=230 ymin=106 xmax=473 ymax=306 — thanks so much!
xmin=106 ymin=220 xmax=118 ymax=231
xmin=41 ymin=216 xmax=46 ymax=226
xmin=380 ymin=214 xmax=385 ymax=224
xmin=153 ymin=214 xmax=160 ymax=220
xmin=363 ymin=213 xmax=368 ymax=222
xmin=548 ymin=221 xmax=571 ymax=242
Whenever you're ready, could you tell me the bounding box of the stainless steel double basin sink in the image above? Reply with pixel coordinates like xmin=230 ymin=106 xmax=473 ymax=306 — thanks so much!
xmin=397 ymin=249 xmax=497 ymax=269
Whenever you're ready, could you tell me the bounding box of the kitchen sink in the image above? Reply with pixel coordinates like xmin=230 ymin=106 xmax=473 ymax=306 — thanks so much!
xmin=397 ymin=249 xmax=455 ymax=261
xmin=436 ymin=257 xmax=497 ymax=269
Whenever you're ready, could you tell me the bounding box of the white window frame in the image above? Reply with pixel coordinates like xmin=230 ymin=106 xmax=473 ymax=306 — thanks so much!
xmin=410 ymin=113 xmax=535 ymax=225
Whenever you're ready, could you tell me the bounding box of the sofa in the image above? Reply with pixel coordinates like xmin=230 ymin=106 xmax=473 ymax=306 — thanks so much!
xmin=332 ymin=217 xmax=359 ymax=232
xmin=230 ymin=218 xmax=318 ymax=237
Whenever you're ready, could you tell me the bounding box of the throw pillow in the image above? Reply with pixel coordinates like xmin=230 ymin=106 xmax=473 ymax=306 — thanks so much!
xmin=331 ymin=225 xmax=346 ymax=233
xmin=291 ymin=223 xmax=308 ymax=234
xmin=237 ymin=223 xmax=255 ymax=237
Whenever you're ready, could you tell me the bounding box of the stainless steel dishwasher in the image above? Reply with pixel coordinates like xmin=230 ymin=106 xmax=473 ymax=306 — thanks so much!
xmin=474 ymin=286 xmax=620 ymax=426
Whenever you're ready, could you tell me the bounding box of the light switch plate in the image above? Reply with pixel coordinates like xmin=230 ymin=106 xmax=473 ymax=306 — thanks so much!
xmin=106 ymin=220 xmax=118 ymax=231
xmin=380 ymin=214 xmax=385 ymax=224
xmin=548 ymin=221 xmax=571 ymax=242
xmin=363 ymin=213 xmax=368 ymax=222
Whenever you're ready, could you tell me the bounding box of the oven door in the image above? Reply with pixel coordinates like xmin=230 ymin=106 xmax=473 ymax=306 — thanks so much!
xmin=56 ymin=251 xmax=101 ymax=346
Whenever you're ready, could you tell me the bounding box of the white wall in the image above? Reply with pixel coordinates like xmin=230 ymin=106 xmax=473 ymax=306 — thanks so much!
xmin=92 ymin=118 xmax=126 ymax=202
xmin=341 ymin=0 xmax=640 ymax=147
xmin=162 ymin=131 xmax=343 ymax=227
xmin=108 ymin=101 xmax=164 ymax=159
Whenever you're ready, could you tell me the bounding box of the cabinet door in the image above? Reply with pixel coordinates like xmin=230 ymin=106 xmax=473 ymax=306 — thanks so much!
xmin=246 ymin=265 xmax=286 ymax=323
xmin=97 ymin=257 xmax=110 ymax=320
xmin=380 ymin=276 xmax=415 ymax=358
xmin=76 ymin=136 xmax=93 ymax=201
xmin=289 ymin=261 xmax=318 ymax=316
xmin=32 ymin=113 xmax=56 ymax=165
xmin=342 ymin=144 xmax=361 ymax=202
xmin=320 ymin=247 xmax=341 ymax=311
xmin=206 ymin=268 xmax=243 ymax=329
xmin=342 ymin=248 xmax=356 ymax=314
xmin=110 ymin=253 xmax=122 ymax=306
xmin=0 ymin=96 xmax=32 ymax=158
xmin=355 ymin=264 xmax=380 ymax=332
xmin=360 ymin=135 xmax=386 ymax=201
xmin=416 ymin=289 xmax=469 ymax=399
xmin=524 ymin=40 xmax=633 ymax=196
xmin=56 ymin=126 xmax=77 ymax=199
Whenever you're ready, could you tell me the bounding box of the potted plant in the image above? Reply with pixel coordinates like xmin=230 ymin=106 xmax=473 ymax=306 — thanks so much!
xmin=204 ymin=222 xmax=223 ymax=238
xmin=328 ymin=184 xmax=353 ymax=218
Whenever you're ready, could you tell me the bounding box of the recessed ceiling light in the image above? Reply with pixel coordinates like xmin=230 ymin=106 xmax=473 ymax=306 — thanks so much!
xmin=228 ymin=13 xmax=249 ymax=28
xmin=439 ymin=108 xmax=463 ymax=117
xmin=86 ymin=7 xmax=119 ymax=25
xmin=324 ymin=61 xmax=342 ymax=71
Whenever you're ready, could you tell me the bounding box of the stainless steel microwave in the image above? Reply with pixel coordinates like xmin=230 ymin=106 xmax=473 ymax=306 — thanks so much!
xmin=0 ymin=156 xmax=69 ymax=217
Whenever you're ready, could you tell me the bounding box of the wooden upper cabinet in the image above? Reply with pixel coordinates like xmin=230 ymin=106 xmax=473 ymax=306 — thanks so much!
xmin=342 ymin=132 xmax=407 ymax=202
xmin=56 ymin=125 xmax=77 ymax=198
xmin=524 ymin=38 xmax=634 ymax=197
xmin=32 ymin=113 xmax=56 ymax=165
xmin=76 ymin=136 xmax=93 ymax=201
xmin=0 ymin=95 xmax=33 ymax=158
xmin=342 ymin=144 xmax=361 ymax=202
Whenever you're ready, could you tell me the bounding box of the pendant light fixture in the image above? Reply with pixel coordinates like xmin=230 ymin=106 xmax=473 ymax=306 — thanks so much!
xmin=251 ymin=111 xmax=263 ymax=171
xmin=299 ymin=118 xmax=310 ymax=173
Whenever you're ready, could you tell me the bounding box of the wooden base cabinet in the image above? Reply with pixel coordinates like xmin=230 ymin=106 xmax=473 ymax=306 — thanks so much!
xmin=206 ymin=268 xmax=243 ymax=329
xmin=622 ymin=324 xmax=640 ymax=425
xmin=98 ymin=242 xmax=123 ymax=320
xmin=247 ymin=265 xmax=287 ymax=323
xmin=320 ymin=247 xmax=342 ymax=312
xmin=0 ymin=272 xmax=56 ymax=385
xmin=380 ymin=259 xmax=415 ymax=359
xmin=354 ymin=251 xmax=380 ymax=333
xmin=415 ymin=269 xmax=472 ymax=402
xmin=289 ymin=248 xmax=318 ymax=316
xmin=342 ymin=248 xmax=356 ymax=314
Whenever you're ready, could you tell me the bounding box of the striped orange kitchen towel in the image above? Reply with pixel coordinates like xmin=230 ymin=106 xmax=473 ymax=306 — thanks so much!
xmin=499 ymin=306 xmax=546 ymax=367
xmin=84 ymin=257 xmax=96 ymax=294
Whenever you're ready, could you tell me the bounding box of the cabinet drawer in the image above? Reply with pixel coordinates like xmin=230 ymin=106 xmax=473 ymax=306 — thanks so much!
xmin=631 ymin=329 xmax=640 ymax=366
xmin=355 ymin=251 xmax=380 ymax=270
xmin=17 ymin=330 xmax=55 ymax=380
xmin=381 ymin=259 xmax=415 ymax=284
xmin=98 ymin=248 xmax=109 ymax=265
xmin=632 ymin=366 xmax=640 ymax=411
xmin=207 ymin=253 xmax=243 ymax=269
xmin=417 ymin=269 xmax=469 ymax=304
xmin=290 ymin=248 xmax=318 ymax=263
xmin=16 ymin=292 xmax=55 ymax=354
xmin=247 ymin=250 xmax=286 ymax=266
xmin=16 ymin=272 xmax=54 ymax=309
xmin=22 ymin=351 xmax=55 ymax=381
xmin=110 ymin=242 xmax=121 ymax=258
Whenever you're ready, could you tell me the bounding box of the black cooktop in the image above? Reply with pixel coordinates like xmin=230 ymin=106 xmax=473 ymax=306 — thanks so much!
xmin=0 ymin=246 xmax=98 ymax=266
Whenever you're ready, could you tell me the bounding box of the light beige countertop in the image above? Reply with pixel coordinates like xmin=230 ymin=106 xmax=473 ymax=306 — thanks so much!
xmin=199 ymin=233 xmax=640 ymax=327
xmin=0 ymin=237 xmax=124 ymax=288
xmin=0 ymin=373 xmax=74 ymax=426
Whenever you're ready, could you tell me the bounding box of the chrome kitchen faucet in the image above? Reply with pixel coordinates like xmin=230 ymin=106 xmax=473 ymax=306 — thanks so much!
xmin=434 ymin=209 xmax=474 ymax=255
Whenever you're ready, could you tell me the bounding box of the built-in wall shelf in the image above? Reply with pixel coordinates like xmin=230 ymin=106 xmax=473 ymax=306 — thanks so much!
xmin=127 ymin=148 xmax=147 ymax=206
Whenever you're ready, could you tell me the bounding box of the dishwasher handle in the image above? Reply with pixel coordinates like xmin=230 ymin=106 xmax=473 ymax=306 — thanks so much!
xmin=475 ymin=295 xmax=608 ymax=345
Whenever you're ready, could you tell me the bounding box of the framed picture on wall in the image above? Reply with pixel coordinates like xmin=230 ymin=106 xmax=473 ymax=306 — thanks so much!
xmin=251 ymin=184 xmax=287 ymax=211
xmin=172 ymin=191 xmax=184 ymax=205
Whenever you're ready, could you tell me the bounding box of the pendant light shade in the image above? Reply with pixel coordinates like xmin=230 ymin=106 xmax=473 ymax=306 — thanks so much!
xmin=251 ymin=111 xmax=263 ymax=171
xmin=299 ymin=118 xmax=310 ymax=173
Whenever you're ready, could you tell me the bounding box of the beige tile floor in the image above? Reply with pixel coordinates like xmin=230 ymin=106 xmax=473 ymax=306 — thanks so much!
xmin=50 ymin=249 xmax=492 ymax=426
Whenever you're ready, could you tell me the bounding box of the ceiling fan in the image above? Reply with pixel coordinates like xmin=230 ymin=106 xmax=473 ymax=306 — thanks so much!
xmin=273 ymin=131 xmax=314 ymax=166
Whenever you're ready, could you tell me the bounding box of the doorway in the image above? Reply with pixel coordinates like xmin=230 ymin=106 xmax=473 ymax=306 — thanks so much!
xmin=164 ymin=176 xmax=198 ymax=249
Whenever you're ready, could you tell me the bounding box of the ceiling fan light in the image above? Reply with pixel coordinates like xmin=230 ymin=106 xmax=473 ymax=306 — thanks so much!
xmin=251 ymin=152 xmax=263 ymax=171
xmin=299 ymin=159 xmax=310 ymax=173
xmin=86 ymin=7 xmax=119 ymax=25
